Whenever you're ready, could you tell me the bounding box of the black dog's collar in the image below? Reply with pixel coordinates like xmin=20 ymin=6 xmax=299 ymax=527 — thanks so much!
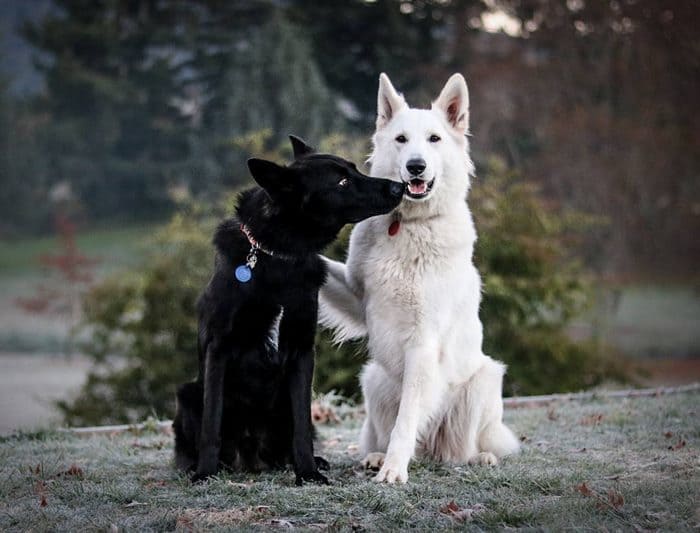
xmin=240 ymin=224 xmax=296 ymax=260
xmin=235 ymin=224 xmax=297 ymax=283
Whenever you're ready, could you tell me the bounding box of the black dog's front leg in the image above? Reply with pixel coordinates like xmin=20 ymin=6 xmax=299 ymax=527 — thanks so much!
xmin=192 ymin=341 xmax=226 ymax=482
xmin=288 ymin=349 xmax=328 ymax=486
xmin=280 ymin=301 xmax=329 ymax=486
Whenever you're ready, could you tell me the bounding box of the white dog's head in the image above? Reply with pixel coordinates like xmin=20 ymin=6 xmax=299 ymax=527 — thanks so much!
xmin=369 ymin=73 xmax=474 ymax=215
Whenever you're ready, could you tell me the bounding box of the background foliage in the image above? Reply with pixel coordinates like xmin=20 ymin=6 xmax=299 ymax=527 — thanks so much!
xmin=0 ymin=1 xmax=695 ymax=425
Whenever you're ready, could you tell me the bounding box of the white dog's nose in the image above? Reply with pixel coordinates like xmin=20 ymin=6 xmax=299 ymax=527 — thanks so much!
xmin=406 ymin=158 xmax=426 ymax=176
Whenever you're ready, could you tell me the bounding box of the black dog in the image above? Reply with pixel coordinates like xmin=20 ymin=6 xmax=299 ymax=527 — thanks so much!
xmin=173 ymin=136 xmax=404 ymax=485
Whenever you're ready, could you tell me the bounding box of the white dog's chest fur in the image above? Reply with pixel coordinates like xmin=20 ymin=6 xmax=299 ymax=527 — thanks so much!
xmin=348 ymin=207 xmax=485 ymax=382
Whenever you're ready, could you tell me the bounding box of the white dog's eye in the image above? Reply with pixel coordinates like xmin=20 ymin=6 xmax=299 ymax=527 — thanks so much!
xmin=338 ymin=178 xmax=349 ymax=188
xmin=395 ymin=134 xmax=407 ymax=143
xmin=429 ymin=134 xmax=441 ymax=143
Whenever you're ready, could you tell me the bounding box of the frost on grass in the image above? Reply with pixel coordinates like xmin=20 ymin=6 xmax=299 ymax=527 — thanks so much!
xmin=0 ymin=390 xmax=698 ymax=531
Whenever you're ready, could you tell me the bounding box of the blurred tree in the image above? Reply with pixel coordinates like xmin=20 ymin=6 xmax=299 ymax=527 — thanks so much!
xmin=288 ymin=0 xmax=482 ymax=122
xmin=23 ymin=0 xmax=191 ymax=221
xmin=0 ymin=75 xmax=50 ymax=235
xmin=58 ymin=199 xmax=221 ymax=425
xmin=190 ymin=12 xmax=343 ymax=194
xmin=486 ymin=0 xmax=700 ymax=277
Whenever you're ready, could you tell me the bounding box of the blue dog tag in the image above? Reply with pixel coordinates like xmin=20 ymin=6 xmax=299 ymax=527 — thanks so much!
xmin=235 ymin=264 xmax=252 ymax=283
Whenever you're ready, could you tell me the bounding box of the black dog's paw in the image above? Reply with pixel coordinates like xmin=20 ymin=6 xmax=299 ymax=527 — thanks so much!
xmin=190 ymin=466 xmax=217 ymax=484
xmin=295 ymin=470 xmax=329 ymax=486
xmin=314 ymin=456 xmax=330 ymax=471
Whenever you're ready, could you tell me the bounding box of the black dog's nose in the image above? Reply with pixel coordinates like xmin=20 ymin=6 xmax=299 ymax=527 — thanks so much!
xmin=390 ymin=181 xmax=405 ymax=196
xmin=406 ymin=158 xmax=426 ymax=176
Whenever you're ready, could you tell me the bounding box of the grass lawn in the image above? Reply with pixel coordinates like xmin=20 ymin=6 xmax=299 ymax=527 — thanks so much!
xmin=0 ymin=223 xmax=158 ymax=353
xmin=0 ymin=223 xmax=156 ymax=276
xmin=1 ymin=390 xmax=697 ymax=531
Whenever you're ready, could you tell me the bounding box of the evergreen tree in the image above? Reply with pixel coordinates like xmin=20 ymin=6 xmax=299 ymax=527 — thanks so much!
xmin=23 ymin=0 xmax=190 ymax=221
xmin=0 ymin=75 xmax=49 ymax=234
xmin=190 ymin=12 xmax=343 ymax=193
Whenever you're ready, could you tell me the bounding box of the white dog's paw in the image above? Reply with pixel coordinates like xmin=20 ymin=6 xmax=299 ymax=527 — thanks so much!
xmin=373 ymin=457 xmax=409 ymax=484
xmin=468 ymin=452 xmax=498 ymax=466
xmin=361 ymin=452 xmax=386 ymax=471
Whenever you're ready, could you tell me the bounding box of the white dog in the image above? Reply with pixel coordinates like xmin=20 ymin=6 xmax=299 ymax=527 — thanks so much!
xmin=319 ymin=73 xmax=519 ymax=483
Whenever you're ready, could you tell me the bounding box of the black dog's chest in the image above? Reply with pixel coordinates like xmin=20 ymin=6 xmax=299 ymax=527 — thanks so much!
xmin=237 ymin=256 xmax=323 ymax=305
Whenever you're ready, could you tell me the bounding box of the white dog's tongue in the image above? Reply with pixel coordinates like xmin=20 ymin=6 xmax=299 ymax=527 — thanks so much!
xmin=408 ymin=180 xmax=427 ymax=195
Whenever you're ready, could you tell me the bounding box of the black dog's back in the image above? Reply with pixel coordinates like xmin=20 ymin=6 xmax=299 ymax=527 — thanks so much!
xmin=173 ymin=136 xmax=403 ymax=484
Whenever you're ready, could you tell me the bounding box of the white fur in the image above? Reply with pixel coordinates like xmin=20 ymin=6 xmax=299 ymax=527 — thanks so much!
xmin=319 ymin=73 xmax=519 ymax=483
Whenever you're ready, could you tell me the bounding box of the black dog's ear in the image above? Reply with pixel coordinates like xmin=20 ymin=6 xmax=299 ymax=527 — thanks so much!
xmin=289 ymin=135 xmax=315 ymax=159
xmin=247 ymin=158 xmax=293 ymax=196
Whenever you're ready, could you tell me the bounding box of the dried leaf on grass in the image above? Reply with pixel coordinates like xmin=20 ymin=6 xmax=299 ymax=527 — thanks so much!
xmin=34 ymin=480 xmax=48 ymax=507
xmin=176 ymin=506 xmax=272 ymax=530
xmin=57 ymin=464 xmax=84 ymax=478
xmin=311 ymin=400 xmax=340 ymax=425
xmin=575 ymin=482 xmax=593 ymax=496
xmin=580 ymin=414 xmax=604 ymax=426
xmin=575 ymin=482 xmax=624 ymax=512
xmin=668 ymin=438 xmax=686 ymax=451
xmin=439 ymin=500 xmax=485 ymax=523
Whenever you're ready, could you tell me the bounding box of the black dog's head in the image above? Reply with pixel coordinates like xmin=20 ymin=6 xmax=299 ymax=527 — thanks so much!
xmin=247 ymin=136 xmax=403 ymax=231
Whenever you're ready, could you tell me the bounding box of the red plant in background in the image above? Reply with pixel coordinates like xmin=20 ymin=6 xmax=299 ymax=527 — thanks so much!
xmin=15 ymin=214 xmax=100 ymax=320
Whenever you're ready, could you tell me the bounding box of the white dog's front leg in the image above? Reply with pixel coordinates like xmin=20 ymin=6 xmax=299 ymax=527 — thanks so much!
xmin=318 ymin=256 xmax=367 ymax=341
xmin=374 ymin=342 xmax=439 ymax=484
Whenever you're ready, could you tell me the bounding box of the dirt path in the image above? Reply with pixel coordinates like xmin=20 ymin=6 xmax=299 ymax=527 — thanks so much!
xmin=0 ymin=353 xmax=91 ymax=435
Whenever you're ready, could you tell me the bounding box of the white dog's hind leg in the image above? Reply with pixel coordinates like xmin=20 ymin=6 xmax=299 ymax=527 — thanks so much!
xmin=318 ymin=256 xmax=367 ymax=341
xmin=423 ymin=356 xmax=519 ymax=465
xmin=475 ymin=359 xmax=520 ymax=460
xmin=465 ymin=358 xmax=519 ymax=463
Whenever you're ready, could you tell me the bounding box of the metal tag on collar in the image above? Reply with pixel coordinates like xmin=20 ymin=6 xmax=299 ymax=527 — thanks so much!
xmin=235 ymin=246 xmax=258 ymax=283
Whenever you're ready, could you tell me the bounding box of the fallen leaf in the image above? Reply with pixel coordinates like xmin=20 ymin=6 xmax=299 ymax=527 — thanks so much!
xmin=607 ymin=489 xmax=624 ymax=510
xmin=311 ymin=400 xmax=340 ymax=424
xmin=440 ymin=501 xmax=460 ymax=515
xmin=58 ymin=464 xmax=84 ymax=478
xmin=519 ymin=435 xmax=529 ymax=442
xmin=669 ymin=438 xmax=686 ymax=451
xmin=439 ymin=501 xmax=485 ymax=523
xmin=34 ymin=480 xmax=48 ymax=508
xmin=580 ymin=414 xmax=604 ymax=426
xmin=664 ymin=431 xmax=673 ymax=439
xmin=575 ymin=482 xmax=593 ymax=496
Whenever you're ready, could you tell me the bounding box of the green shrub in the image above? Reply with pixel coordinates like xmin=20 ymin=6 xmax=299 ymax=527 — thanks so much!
xmin=60 ymin=148 xmax=624 ymax=425
xmin=472 ymin=158 xmax=623 ymax=395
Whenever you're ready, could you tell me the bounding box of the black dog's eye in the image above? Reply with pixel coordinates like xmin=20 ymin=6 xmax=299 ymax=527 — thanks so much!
xmin=338 ymin=178 xmax=349 ymax=188
xmin=429 ymin=134 xmax=441 ymax=143
xmin=395 ymin=134 xmax=407 ymax=144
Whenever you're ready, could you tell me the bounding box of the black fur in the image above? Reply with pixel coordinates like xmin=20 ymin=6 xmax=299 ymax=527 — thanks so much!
xmin=173 ymin=136 xmax=403 ymax=485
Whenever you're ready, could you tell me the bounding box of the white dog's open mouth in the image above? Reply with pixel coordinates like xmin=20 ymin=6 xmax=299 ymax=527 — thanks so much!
xmin=405 ymin=178 xmax=435 ymax=199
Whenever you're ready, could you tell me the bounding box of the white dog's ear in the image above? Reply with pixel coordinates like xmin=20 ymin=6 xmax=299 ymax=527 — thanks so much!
xmin=433 ymin=73 xmax=469 ymax=134
xmin=376 ymin=73 xmax=407 ymax=129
